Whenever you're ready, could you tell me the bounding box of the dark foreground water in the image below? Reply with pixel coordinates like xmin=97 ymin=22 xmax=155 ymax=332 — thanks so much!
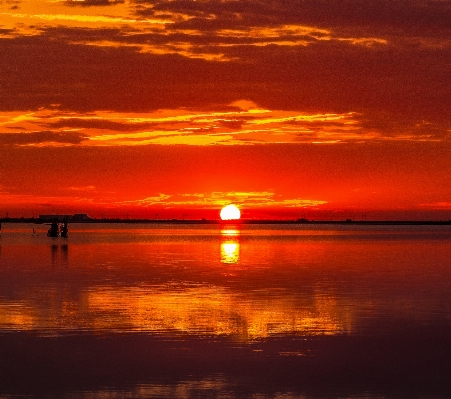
xmin=0 ymin=223 xmax=450 ymax=398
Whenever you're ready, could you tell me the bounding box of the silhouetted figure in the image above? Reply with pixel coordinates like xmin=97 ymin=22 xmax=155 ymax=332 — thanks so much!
xmin=47 ymin=219 xmax=59 ymax=237
xmin=61 ymin=219 xmax=69 ymax=238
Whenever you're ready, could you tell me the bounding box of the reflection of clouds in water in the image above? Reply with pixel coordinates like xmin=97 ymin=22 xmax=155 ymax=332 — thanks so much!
xmin=133 ymin=379 xmax=229 ymax=398
xmin=220 ymin=228 xmax=240 ymax=264
xmin=85 ymin=286 xmax=348 ymax=338
xmin=75 ymin=379 xmax=231 ymax=399
xmin=0 ymin=281 xmax=351 ymax=337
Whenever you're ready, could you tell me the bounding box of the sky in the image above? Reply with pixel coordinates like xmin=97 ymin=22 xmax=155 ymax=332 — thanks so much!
xmin=1 ymin=0 xmax=450 ymax=220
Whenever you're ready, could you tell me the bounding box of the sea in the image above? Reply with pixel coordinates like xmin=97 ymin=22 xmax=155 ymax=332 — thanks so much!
xmin=0 ymin=222 xmax=450 ymax=399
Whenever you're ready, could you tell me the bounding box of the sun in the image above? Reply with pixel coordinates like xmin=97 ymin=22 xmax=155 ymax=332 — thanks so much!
xmin=220 ymin=204 xmax=241 ymax=221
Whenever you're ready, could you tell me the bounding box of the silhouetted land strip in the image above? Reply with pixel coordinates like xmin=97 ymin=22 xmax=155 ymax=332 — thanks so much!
xmin=1 ymin=217 xmax=451 ymax=225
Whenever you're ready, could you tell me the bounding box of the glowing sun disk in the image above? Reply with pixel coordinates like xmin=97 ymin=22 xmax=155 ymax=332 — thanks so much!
xmin=220 ymin=204 xmax=241 ymax=220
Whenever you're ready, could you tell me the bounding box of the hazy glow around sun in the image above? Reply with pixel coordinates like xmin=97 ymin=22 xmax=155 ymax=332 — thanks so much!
xmin=220 ymin=204 xmax=241 ymax=220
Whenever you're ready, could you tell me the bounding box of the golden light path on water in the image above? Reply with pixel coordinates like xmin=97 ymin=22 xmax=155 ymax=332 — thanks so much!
xmin=220 ymin=228 xmax=240 ymax=264
xmin=221 ymin=242 xmax=239 ymax=264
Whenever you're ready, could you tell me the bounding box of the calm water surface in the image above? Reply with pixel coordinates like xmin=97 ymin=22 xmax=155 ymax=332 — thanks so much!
xmin=0 ymin=223 xmax=450 ymax=398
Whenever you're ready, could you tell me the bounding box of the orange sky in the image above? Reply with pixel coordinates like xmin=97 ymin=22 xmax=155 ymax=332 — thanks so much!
xmin=1 ymin=0 xmax=451 ymax=219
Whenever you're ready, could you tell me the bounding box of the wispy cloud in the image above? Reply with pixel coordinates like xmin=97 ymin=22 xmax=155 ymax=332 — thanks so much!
xmin=3 ymin=104 xmax=449 ymax=147
xmin=1 ymin=10 xmax=169 ymax=25
xmin=420 ymin=202 xmax=451 ymax=210
xmin=116 ymin=191 xmax=327 ymax=209
xmin=67 ymin=185 xmax=96 ymax=191
xmin=65 ymin=0 xmax=125 ymax=7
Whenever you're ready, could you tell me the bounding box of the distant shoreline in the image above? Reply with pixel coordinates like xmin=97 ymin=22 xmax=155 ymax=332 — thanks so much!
xmin=1 ymin=218 xmax=451 ymax=226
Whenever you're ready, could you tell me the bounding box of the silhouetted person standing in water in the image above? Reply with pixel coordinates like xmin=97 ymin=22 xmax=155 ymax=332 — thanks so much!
xmin=61 ymin=219 xmax=69 ymax=238
xmin=47 ymin=219 xmax=59 ymax=237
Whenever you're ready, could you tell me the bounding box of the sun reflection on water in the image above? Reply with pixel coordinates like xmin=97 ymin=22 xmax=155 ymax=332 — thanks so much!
xmin=220 ymin=228 xmax=240 ymax=264
xmin=221 ymin=243 xmax=239 ymax=264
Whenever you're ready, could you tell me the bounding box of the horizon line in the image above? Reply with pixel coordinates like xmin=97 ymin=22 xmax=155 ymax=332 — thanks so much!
xmin=1 ymin=216 xmax=451 ymax=226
